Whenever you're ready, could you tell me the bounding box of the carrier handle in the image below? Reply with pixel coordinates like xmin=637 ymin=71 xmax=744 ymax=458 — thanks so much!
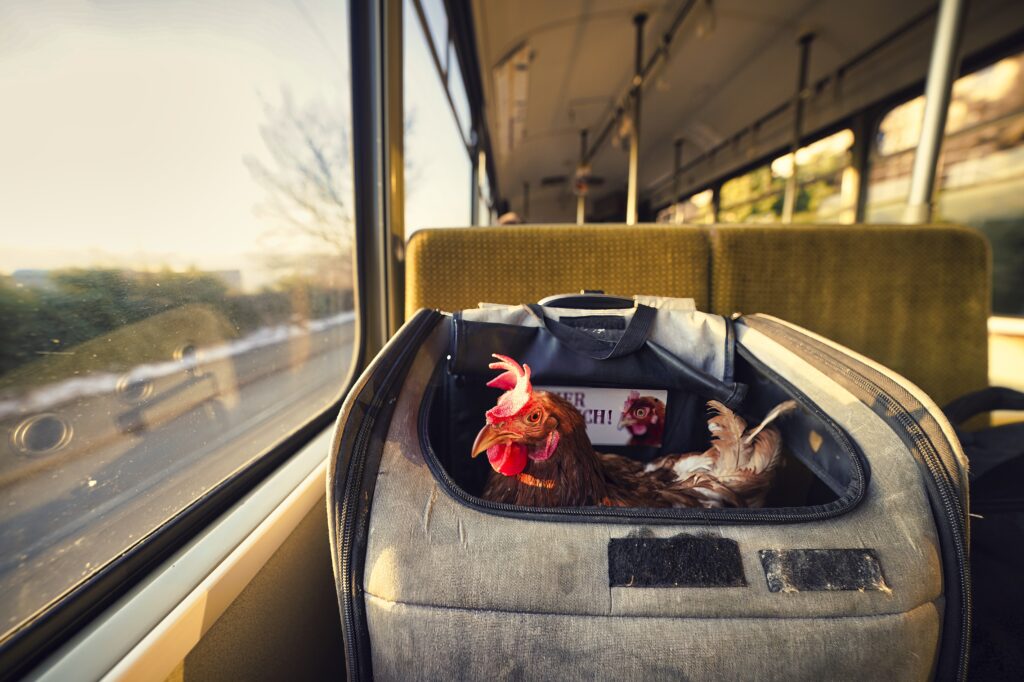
xmin=525 ymin=302 xmax=655 ymax=360
xmin=944 ymin=386 xmax=1024 ymax=423
xmin=537 ymin=291 xmax=635 ymax=309
xmin=943 ymin=387 xmax=1024 ymax=481
xmin=525 ymin=302 xmax=744 ymax=405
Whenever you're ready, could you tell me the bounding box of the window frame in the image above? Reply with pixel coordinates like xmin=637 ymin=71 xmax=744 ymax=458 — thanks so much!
xmin=409 ymin=0 xmax=498 ymax=224
xmin=0 ymin=3 xmax=370 ymax=677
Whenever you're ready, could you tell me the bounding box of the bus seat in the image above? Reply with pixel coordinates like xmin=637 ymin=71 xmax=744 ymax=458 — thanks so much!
xmin=405 ymin=225 xmax=711 ymax=318
xmin=404 ymin=223 xmax=989 ymax=408
xmin=709 ymin=224 xmax=990 ymax=406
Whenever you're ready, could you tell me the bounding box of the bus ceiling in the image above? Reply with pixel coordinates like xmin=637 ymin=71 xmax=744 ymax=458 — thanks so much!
xmin=455 ymin=0 xmax=1024 ymax=224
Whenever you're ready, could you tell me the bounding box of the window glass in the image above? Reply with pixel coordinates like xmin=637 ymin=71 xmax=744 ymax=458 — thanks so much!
xmin=404 ymin=0 xmax=473 ymax=233
xmin=867 ymin=52 xmax=1024 ymax=315
xmin=657 ymin=189 xmax=714 ymax=224
xmin=719 ymin=165 xmax=785 ymax=223
xmin=789 ymin=129 xmax=856 ymax=224
xmin=719 ymin=129 xmax=855 ymax=224
xmin=0 ymin=0 xmax=355 ymax=642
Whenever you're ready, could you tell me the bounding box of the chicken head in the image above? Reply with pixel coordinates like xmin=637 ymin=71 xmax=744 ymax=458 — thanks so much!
xmin=617 ymin=390 xmax=666 ymax=445
xmin=471 ymin=354 xmax=561 ymax=476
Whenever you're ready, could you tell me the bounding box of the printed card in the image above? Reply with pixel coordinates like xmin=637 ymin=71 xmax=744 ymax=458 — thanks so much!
xmin=537 ymin=386 xmax=669 ymax=447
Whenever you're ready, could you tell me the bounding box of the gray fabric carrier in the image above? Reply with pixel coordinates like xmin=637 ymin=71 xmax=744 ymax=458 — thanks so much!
xmin=328 ymin=297 xmax=970 ymax=681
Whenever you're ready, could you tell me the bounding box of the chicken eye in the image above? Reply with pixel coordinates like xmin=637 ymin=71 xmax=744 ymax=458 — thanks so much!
xmin=634 ymin=407 xmax=649 ymax=418
xmin=526 ymin=409 xmax=542 ymax=424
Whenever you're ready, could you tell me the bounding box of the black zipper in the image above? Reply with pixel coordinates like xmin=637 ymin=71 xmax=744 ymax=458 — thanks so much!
xmin=417 ymin=347 xmax=868 ymax=525
xmin=335 ymin=309 xmax=441 ymax=681
xmin=742 ymin=314 xmax=971 ymax=682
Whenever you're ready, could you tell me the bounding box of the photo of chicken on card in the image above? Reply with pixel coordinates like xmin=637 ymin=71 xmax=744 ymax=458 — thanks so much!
xmin=537 ymin=386 xmax=667 ymax=448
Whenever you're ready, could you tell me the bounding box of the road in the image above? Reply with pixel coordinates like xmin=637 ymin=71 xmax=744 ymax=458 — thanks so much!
xmin=0 ymin=319 xmax=355 ymax=639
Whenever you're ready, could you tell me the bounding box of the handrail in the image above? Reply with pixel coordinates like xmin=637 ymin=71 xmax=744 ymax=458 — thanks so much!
xmin=582 ymin=0 xmax=700 ymax=165
xmin=646 ymin=5 xmax=940 ymax=204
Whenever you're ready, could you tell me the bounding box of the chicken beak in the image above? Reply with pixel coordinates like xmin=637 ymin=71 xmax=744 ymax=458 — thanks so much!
xmin=471 ymin=424 xmax=513 ymax=458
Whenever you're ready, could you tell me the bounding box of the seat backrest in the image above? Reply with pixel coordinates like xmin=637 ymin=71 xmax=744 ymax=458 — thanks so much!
xmin=405 ymin=225 xmax=710 ymax=317
xmin=405 ymin=223 xmax=990 ymax=406
xmin=708 ymin=224 xmax=990 ymax=405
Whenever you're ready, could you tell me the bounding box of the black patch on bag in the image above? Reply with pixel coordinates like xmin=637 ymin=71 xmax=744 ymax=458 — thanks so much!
xmin=759 ymin=549 xmax=889 ymax=592
xmin=558 ymin=315 xmax=627 ymax=331
xmin=609 ymin=534 xmax=746 ymax=587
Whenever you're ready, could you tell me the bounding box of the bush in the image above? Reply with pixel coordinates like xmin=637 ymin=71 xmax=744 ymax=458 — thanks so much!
xmin=0 ymin=268 xmax=353 ymax=382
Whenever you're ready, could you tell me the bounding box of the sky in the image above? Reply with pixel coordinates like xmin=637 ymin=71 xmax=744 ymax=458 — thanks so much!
xmin=0 ymin=0 xmax=471 ymax=290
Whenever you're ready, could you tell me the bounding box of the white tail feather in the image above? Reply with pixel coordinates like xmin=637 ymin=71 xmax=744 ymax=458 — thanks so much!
xmin=742 ymin=400 xmax=799 ymax=445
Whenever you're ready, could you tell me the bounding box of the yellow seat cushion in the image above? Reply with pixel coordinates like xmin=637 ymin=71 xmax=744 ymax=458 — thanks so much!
xmin=405 ymin=225 xmax=710 ymax=318
xmin=709 ymin=224 xmax=990 ymax=405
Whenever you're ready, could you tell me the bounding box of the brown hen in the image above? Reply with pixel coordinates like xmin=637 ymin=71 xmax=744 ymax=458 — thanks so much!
xmin=471 ymin=354 xmax=796 ymax=509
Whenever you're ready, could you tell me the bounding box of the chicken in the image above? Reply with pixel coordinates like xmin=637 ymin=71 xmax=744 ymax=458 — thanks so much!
xmin=618 ymin=391 xmax=666 ymax=446
xmin=471 ymin=354 xmax=797 ymax=509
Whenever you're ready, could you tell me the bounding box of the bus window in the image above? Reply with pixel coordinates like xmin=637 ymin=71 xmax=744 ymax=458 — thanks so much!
xmin=786 ymin=129 xmax=857 ymax=224
xmin=719 ymin=164 xmax=785 ymax=223
xmin=657 ymin=189 xmax=714 ymax=224
xmin=0 ymin=0 xmax=356 ymax=646
xmin=405 ymin=0 xmax=474 ymax=234
xmin=718 ymin=129 xmax=855 ymax=224
xmin=867 ymin=52 xmax=1024 ymax=315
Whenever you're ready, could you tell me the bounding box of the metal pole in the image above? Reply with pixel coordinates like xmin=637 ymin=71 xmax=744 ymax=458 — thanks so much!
xmin=782 ymin=33 xmax=814 ymax=223
xmin=851 ymin=111 xmax=872 ymax=222
xmin=470 ymin=135 xmax=480 ymax=225
xmin=673 ymin=138 xmax=683 ymax=200
xmin=904 ymin=0 xmax=967 ymax=224
xmin=349 ymin=0 xmax=389 ymax=360
xmin=626 ymin=12 xmax=647 ymax=226
xmin=582 ymin=0 xmax=698 ymax=165
xmin=384 ymin=0 xmax=404 ymax=335
xmin=478 ymin=147 xmax=488 ymax=223
xmin=577 ymin=128 xmax=588 ymax=225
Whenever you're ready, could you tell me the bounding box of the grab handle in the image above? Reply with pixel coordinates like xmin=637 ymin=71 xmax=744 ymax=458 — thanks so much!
xmin=537 ymin=291 xmax=635 ymax=309
xmin=525 ymin=303 xmax=654 ymax=360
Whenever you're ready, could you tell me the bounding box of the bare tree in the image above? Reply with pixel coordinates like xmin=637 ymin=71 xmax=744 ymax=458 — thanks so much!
xmin=246 ymin=90 xmax=417 ymax=292
xmin=246 ymin=91 xmax=354 ymax=257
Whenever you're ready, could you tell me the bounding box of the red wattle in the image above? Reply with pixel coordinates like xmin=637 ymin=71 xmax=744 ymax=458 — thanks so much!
xmin=487 ymin=442 xmax=528 ymax=476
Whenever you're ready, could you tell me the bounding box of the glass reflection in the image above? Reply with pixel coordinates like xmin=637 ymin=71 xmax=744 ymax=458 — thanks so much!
xmin=0 ymin=0 xmax=355 ymax=642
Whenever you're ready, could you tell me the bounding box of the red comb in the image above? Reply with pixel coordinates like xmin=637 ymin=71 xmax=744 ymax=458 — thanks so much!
xmin=485 ymin=354 xmax=533 ymax=421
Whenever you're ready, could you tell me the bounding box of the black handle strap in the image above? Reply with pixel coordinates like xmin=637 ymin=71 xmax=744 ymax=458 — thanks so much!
xmin=943 ymin=387 xmax=1024 ymax=481
xmin=944 ymin=386 xmax=1024 ymax=423
xmin=536 ymin=292 xmax=635 ymax=309
xmin=525 ymin=303 xmax=655 ymax=360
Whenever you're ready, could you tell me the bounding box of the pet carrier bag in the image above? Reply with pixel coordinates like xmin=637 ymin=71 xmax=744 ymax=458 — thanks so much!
xmin=328 ymin=294 xmax=970 ymax=681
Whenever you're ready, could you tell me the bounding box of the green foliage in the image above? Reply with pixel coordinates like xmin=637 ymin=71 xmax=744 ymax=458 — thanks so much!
xmin=0 ymin=269 xmax=353 ymax=388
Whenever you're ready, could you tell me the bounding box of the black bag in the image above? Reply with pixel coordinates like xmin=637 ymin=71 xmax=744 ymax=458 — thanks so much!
xmin=944 ymin=388 xmax=1024 ymax=679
